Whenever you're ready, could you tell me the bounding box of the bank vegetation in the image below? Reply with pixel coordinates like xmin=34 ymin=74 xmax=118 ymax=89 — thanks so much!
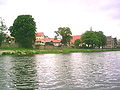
xmin=0 ymin=48 xmax=120 ymax=56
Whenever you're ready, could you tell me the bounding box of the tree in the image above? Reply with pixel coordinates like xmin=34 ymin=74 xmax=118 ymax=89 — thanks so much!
xmin=81 ymin=30 xmax=97 ymax=48
xmin=95 ymin=31 xmax=106 ymax=48
xmin=74 ymin=39 xmax=81 ymax=48
xmin=0 ymin=35 xmax=4 ymax=46
xmin=0 ymin=17 xmax=7 ymax=46
xmin=9 ymin=15 xmax=36 ymax=48
xmin=81 ymin=30 xmax=106 ymax=48
xmin=55 ymin=27 xmax=72 ymax=46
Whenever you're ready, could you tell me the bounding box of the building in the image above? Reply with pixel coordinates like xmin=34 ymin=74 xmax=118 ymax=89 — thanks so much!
xmin=35 ymin=32 xmax=61 ymax=48
xmin=35 ymin=32 xmax=83 ymax=48
xmin=70 ymin=35 xmax=81 ymax=45
xmin=116 ymin=39 xmax=120 ymax=48
xmin=104 ymin=36 xmax=117 ymax=48
xmin=52 ymin=39 xmax=61 ymax=46
xmin=0 ymin=33 xmax=15 ymax=47
xmin=35 ymin=32 xmax=46 ymax=45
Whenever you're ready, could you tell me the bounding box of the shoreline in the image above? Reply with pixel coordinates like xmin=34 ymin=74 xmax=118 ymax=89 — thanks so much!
xmin=0 ymin=48 xmax=120 ymax=56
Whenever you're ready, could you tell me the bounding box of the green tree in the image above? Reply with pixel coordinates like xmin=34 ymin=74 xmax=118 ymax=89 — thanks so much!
xmin=95 ymin=31 xmax=106 ymax=48
xmin=74 ymin=39 xmax=81 ymax=48
xmin=81 ymin=30 xmax=106 ymax=48
xmin=81 ymin=30 xmax=98 ymax=48
xmin=0 ymin=17 xmax=7 ymax=46
xmin=9 ymin=15 xmax=36 ymax=48
xmin=55 ymin=27 xmax=72 ymax=46
xmin=0 ymin=35 xmax=4 ymax=46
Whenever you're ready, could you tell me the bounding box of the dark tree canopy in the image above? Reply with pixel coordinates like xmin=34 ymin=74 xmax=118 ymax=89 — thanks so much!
xmin=9 ymin=15 xmax=36 ymax=48
xmin=55 ymin=27 xmax=72 ymax=46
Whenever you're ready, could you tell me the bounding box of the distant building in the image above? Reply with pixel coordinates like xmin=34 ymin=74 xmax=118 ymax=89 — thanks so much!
xmin=52 ymin=39 xmax=61 ymax=46
xmin=104 ymin=36 xmax=117 ymax=48
xmin=117 ymin=39 xmax=120 ymax=47
xmin=36 ymin=32 xmax=45 ymax=40
xmin=113 ymin=37 xmax=118 ymax=48
xmin=35 ymin=32 xmax=61 ymax=48
xmin=35 ymin=32 xmax=82 ymax=48
xmin=35 ymin=32 xmax=46 ymax=45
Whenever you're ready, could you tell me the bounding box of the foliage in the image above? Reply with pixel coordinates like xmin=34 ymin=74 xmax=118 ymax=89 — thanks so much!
xmin=55 ymin=27 xmax=72 ymax=46
xmin=81 ymin=31 xmax=97 ymax=48
xmin=0 ymin=17 xmax=7 ymax=46
xmin=94 ymin=31 xmax=107 ymax=48
xmin=0 ymin=35 xmax=5 ymax=46
xmin=9 ymin=15 xmax=36 ymax=48
xmin=81 ymin=30 xmax=106 ymax=48
xmin=74 ymin=39 xmax=81 ymax=48
xmin=0 ymin=17 xmax=7 ymax=33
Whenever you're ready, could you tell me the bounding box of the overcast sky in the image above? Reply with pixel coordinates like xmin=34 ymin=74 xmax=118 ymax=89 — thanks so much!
xmin=0 ymin=0 xmax=120 ymax=38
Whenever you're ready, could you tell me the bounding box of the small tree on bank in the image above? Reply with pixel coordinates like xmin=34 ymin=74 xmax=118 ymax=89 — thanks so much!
xmin=9 ymin=15 xmax=36 ymax=48
xmin=55 ymin=27 xmax=72 ymax=46
xmin=74 ymin=39 xmax=81 ymax=48
xmin=0 ymin=17 xmax=7 ymax=46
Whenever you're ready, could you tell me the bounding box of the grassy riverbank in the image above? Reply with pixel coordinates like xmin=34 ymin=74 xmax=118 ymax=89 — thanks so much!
xmin=0 ymin=47 xmax=120 ymax=55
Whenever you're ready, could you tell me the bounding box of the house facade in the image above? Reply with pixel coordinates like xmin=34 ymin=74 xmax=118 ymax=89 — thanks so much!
xmin=117 ymin=39 xmax=120 ymax=48
xmin=0 ymin=33 xmax=15 ymax=47
xmin=104 ymin=36 xmax=117 ymax=48
xmin=35 ymin=32 xmax=46 ymax=45
xmin=35 ymin=32 xmax=61 ymax=48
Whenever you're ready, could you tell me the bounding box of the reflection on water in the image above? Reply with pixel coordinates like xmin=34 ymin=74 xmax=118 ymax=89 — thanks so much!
xmin=0 ymin=51 xmax=120 ymax=90
xmin=0 ymin=56 xmax=38 ymax=90
xmin=11 ymin=56 xmax=38 ymax=90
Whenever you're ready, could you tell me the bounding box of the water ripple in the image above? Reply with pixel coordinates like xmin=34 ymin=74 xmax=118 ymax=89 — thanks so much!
xmin=0 ymin=52 xmax=120 ymax=90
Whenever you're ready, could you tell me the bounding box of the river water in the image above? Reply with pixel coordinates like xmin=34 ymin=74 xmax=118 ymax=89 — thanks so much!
xmin=0 ymin=51 xmax=120 ymax=90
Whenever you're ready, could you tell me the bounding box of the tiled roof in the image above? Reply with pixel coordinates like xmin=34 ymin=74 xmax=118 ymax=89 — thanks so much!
xmin=36 ymin=32 xmax=44 ymax=36
xmin=71 ymin=35 xmax=81 ymax=44
xmin=36 ymin=38 xmax=61 ymax=43
xmin=52 ymin=39 xmax=61 ymax=43
xmin=35 ymin=32 xmax=80 ymax=43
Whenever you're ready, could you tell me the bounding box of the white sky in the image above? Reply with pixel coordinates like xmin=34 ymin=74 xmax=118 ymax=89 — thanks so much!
xmin=0 ymin=0 xmax=120 ymax=38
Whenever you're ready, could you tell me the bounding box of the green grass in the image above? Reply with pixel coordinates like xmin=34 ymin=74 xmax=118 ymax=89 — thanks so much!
xmin=1 ymin=47 xmax=120 ymax=56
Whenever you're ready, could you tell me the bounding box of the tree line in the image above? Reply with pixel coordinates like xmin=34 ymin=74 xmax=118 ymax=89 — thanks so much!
xmin=0 ymin=14 xmax=107 ymax=48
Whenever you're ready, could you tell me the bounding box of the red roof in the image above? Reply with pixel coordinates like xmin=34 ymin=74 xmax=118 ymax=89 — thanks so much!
xmin=44 ymin=38 xmax=53 ymax=42
xmin=36 ymin=38 xmax=51 ymax=42
xmin=36 ymin=32 xmax=44 ymax=36
xmin=52 ymin=39 xmax=61 ymax=43
xmin=71 ymin=35 xmax=81 ymax=44
xmin=36 ymin=38 xmax=61 ymax=43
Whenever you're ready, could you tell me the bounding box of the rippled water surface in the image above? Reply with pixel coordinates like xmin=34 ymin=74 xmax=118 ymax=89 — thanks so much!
xmin=0 ymin=51 xmax=120 ymax=90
